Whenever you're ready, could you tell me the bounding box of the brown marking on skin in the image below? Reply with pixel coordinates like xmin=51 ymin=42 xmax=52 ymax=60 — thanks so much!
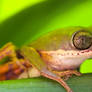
xmin=14 ymin=68 xmax=25 ymax=75
xmin=36 ymin=50 xmax=42 ymax=56
xmin=16 ymin=50 xmax=24 ymax=59
xmin=9 ymin=62 xmax=20 ymax=70
xmin=77 ymin=53 xmax=79 ymax=55
xmin=5 ymin=71 xmax=18 ymax=80
xmin=81 ymin=51 xmax=84 ymax=53
xmin=22 ymin=60 xmax=31 ymax=68
xmin=16 ymin=59 xmax=31 ymax=69
xmin=4 ymin=67 xmax=25 ymax=80
xmin=71 ymin=53 xmax=73 ymax=55
xmin=40 ymin=51 xmax=52 ymax=62
xmin=0 ymin=76 xmax=6 ymax=80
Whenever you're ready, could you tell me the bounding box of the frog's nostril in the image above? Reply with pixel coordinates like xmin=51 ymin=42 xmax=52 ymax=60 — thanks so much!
xmin=72 ymin=30 xmax=92 ymax=50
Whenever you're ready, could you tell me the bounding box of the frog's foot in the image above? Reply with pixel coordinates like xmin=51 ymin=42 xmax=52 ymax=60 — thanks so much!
xmin=53 ymin=70 xmax=81 ymax=80
xmin=41 ymin=68 xmax=73 ymax=92
xmin=62 ymin=74 xmax=72 ymax=81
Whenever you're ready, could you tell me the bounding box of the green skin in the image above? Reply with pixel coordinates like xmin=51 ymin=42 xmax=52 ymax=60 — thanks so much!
xmin=21 ymin=26 xmax=92 ymax=92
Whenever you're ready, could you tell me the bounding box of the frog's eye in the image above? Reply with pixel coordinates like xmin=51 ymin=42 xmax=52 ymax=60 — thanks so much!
xmin=72 ymin=30 xmax=92 ymax=50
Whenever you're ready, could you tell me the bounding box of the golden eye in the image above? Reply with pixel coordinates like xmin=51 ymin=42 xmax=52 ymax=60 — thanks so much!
xmin=72 ymin=30 xmax=92 ymax=50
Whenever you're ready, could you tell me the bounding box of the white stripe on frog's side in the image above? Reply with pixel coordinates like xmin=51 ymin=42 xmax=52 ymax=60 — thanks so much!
xmin=40 ymin=49 xmax=92 ymax=71
xmin=44 ymin=49 xmax=92 ymax=56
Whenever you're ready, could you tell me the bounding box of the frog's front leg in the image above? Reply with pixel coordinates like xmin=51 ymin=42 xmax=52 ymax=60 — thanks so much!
xmin=22 ymin=47 xmax=73 ymax=92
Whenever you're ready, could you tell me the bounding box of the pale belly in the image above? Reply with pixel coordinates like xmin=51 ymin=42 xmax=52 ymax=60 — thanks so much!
xmin=47 ymin=55 xmax=89 ymax=71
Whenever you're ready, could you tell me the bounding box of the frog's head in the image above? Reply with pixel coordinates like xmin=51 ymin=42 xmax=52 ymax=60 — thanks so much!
xmin=29 ymin=26 xmax=92 ymax=70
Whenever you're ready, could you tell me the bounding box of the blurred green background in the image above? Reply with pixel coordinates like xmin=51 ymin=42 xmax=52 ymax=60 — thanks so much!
xmin=1 ymin=0 xmax=92 ymax=47
xmin=0 ymin=0 xmax=92 ymax=92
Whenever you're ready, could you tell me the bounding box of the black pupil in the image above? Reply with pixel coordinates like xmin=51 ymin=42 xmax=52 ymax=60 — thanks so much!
xmin=73 ymin=30 xmax=92 ymax=50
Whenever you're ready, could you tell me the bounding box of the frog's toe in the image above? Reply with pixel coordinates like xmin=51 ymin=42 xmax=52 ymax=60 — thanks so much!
xmin=63 ymin=74 xmax=72 ymax=81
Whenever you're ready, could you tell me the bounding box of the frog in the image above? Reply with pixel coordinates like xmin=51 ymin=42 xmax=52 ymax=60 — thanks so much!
xmin=0 ymin=26 xmax=92 ymax=92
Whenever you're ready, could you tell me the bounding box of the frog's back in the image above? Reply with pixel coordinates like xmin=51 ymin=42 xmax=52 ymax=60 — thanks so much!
xmin=29 ymin=26 xmax=89 ymax=51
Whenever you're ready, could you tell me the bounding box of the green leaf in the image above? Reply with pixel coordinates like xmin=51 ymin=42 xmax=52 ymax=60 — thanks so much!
xmin=0 ymin=0 xmax=92 ymax=92
xmin=0 ymin=75 xmax=92 ymax=92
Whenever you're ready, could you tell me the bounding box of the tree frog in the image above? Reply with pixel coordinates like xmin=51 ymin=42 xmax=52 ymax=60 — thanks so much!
xmin=0 ymin=26 xmax=92 ymax=92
